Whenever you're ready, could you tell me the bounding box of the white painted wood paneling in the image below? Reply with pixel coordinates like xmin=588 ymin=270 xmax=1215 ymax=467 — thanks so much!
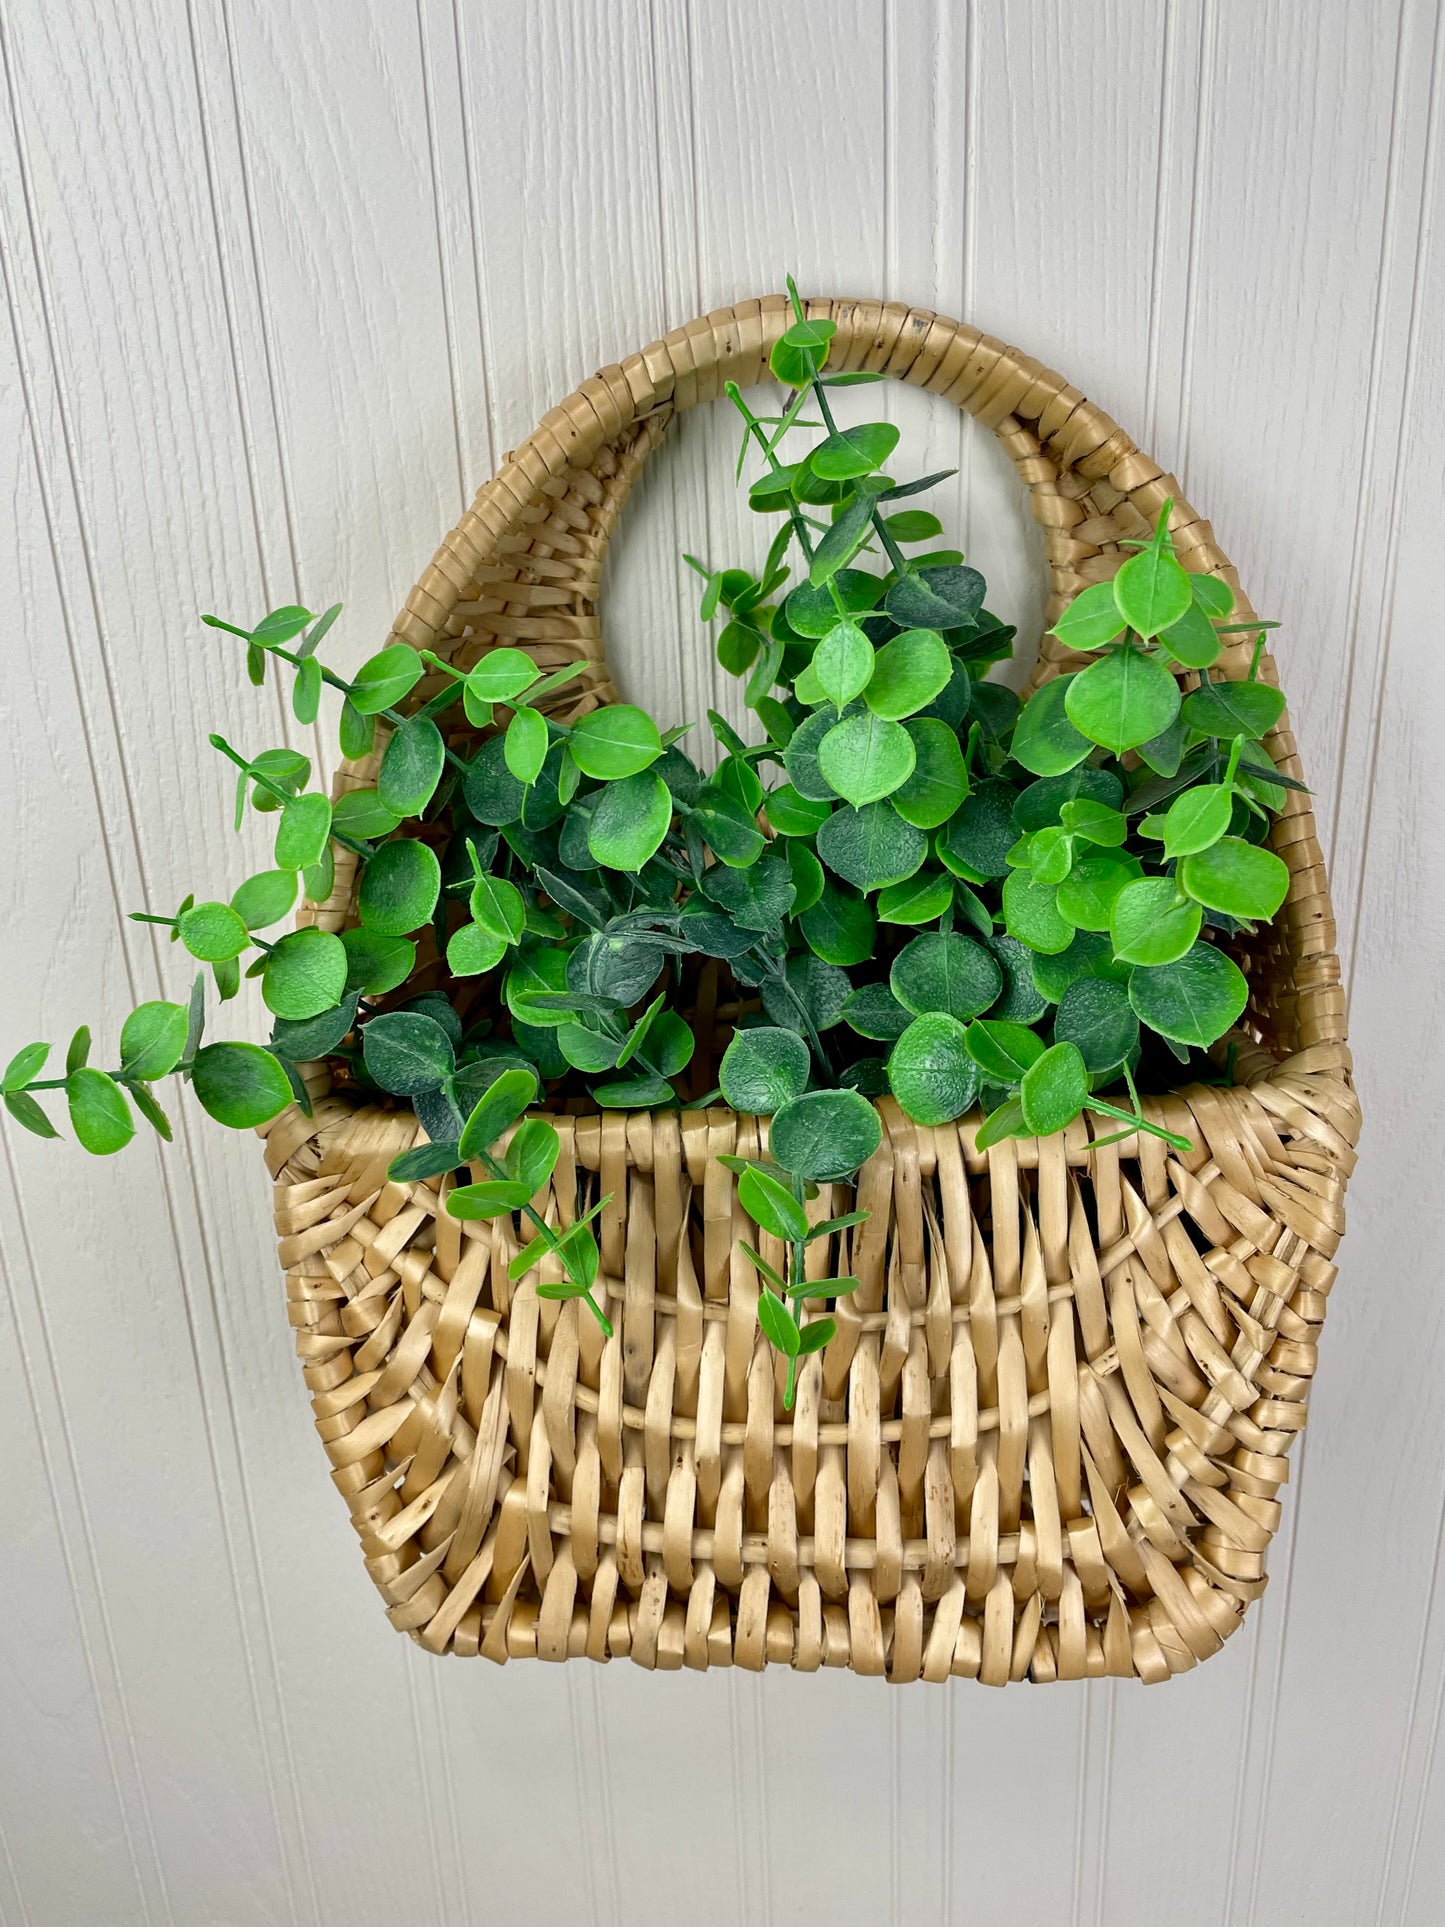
xmin=0 ymin=2 xmax=1438 ymax=1922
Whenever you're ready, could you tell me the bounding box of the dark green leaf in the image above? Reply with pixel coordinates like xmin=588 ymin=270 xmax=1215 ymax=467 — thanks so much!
xmin=890 ymin=932 xmax=1001 ymax=1021
xmin=800 ymin=879 xmax=875 ymax=964
xmin=379 ymin=715 xmax=446 ymax=817
xmin=891 ymin=718 xmax=968 ymax=829
xmin=362 ymin=1011 xmax=455 ymax=1096
xmin=1055 ymin=978 xmax=1139 ymax=1074
xmin=887 ymin=1012 xmax=980 ymax=1125
xmin=937 ymin=781 xmax=1017 ymax=880
xmin=770 ymin=1087 xmax=882 ymax=1181
xmin=842 ymin=981 xmax=911 ymax=1041
xmin=885 ymin=564 xmax=985 ymax=631
xmin=269 ymin=992 xmax=360 ymax=1061
xmin=815 ymin=801 xmax=927 ymax=890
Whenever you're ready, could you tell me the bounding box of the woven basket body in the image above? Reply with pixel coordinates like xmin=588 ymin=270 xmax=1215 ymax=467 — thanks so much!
xmin=264 ymin=297 xmax=1359 ymax=1682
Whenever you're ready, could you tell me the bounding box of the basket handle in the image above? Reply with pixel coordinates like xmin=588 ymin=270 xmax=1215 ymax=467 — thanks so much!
xmin=382 ymin=294 xmax=1346 ymax=1061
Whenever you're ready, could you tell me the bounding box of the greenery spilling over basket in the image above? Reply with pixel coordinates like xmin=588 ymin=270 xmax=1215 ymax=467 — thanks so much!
xmin=6 ymin=281 xmax=1298 ymax=1421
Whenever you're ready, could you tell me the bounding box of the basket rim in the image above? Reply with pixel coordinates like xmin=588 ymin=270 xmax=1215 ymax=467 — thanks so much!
xmin=293 ymin=292 xmax=1354 ymax=1142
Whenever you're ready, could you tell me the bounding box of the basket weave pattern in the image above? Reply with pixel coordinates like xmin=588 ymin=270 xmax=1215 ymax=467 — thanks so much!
xmin=264 ymin=298 xmax=1359 ymax=1681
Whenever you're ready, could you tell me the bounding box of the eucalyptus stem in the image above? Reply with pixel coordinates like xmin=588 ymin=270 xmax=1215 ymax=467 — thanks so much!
xmin=477 ymin=1147 xmax=613 ymax=1337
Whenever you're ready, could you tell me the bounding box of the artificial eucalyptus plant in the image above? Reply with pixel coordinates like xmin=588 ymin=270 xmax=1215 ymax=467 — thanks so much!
xmin=5 ymin=279 xmax=1295 ymax=1403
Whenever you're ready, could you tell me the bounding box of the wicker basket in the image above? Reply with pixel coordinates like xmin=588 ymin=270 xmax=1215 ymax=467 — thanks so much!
xmin=263 ymin=297 xmax=1359 ymax=1683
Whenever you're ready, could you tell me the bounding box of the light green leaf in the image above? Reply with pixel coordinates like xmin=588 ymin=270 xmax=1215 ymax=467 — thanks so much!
xmin=357 ymin=839 xmax=441 ymax=935
xmin=1049 ymin=581 xmax=1126 ymax=652
xmin=349 ymin=645 xmax=424 ymax=715
xmin=190 ymin=1042 xmax=292 ymax=1127
xmin=1155 ymin=784 xmax=1233 ymax=858
xmin=1110 ymin=878 xmax=1202 ymax=965
xmin=504 ymin=705 xmax=550 ymax=785
xmin=1113 ymin=544 xmax=1192 ymax=638
xmin=739 ymin=1165 xmax=810 ymax=1243
xmin=1064 ymin=646 xmax=1181 ymax=753
xmin=863 ymin=629 xmax=952 ymax=721
xmin=65 ymin=1067 xmax=134 ymax=1155
xmin=1179 ymin=837 xmax=1290 ymax=921
xmin=274 ymin=792 xmax=333 ymax=872
xmin=568 ymin=704 xmax=663 ymax=780
xmin=817 ymin=711 xmax=916 ymax=807
xmin=378 ymin=715 xmax=446 ymax=817
xmin=814 ymin=619 xmax=875 ymax=709
xmin=177 ymin=900 xmax=251 ymax=964
xmin=588 ymin=771 xmax=672 ymax=872
xmin=1128 ymin=942 xmax=1249 ymax=1048
xmin=118 ymin=1001 xmax=188 ymax=1081
xmin=231 ymin=868 xmax=298 ymax=930
xmin=891 ymin=718 xmax=968 ymax=829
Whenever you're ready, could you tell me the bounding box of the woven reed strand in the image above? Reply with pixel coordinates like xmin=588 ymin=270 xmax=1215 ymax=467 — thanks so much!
xmin=267 ymin=297 xmax=1359 ymax=1681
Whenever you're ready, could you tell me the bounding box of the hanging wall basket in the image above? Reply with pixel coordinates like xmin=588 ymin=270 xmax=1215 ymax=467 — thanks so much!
xmin=263 ymin=297 xmax=1359 ymax=1683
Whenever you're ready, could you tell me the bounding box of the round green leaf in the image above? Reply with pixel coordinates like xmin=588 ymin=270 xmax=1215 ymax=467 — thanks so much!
xmin=1113 ymin=545 xmax=1192 ymax=639
xmin=1013 ymin=767 xmax=1123 ymax=833
xmin=378 ymin=715 xmax=446 ymax=817
xmin=783 ymin=707 xmax=843 ymax=801
xmin=1181 ymin=679 xmax=1286 ymax=741
xmin=358 ymin=838 xmax=441 ymax=935
xmin=1011 ymin=677 xmax=1093 ymax=776
xmin=891 ymin=719 xmax=968 ymax=829
xmin=884 ymin=510 xmax=943 ymax=543
xmin=463 ymin=735 xmax=526 ymax=826
xmin=349 ymin=645 xmax=424 ymax=715
xmin=65 ymin=1066 xmax=134 ymax=1154
xmin=1055 ymin=853 xmax=1143 ymax=932
xmin=937 ymin=781 xmax=1017 ymax=880
xmin=720 ymin=1027 xmax=810 ymax=1114
xmin=362 ymin=1010 xmax=456 ymax=1096
xmin=770 ymin=315 xmax=837 ymax=387
xmin=332 ymin=789 xmax=404 ymax=841
xmin=1001 ymin=871 xmax=1074 ymax=953
xmin=274 ymin=792 xmax=333 ymax=872
xmin=568 ymin=704 xmax=662 ymax=780
xmin=1055 ymin=977 xmax=1139 ymax=1073
xmin=504 ymin=705 xmax=550 ymax=785
xmin=842 ymin=982 xmax=912 ymax=1042
xmin=1030 ymin=929 xmax=1128 ymax=1002
xmin=964 ymin=1019 xmax=1045 ymax=1083
xmin=887 ymin=1013 xmax=981 ymax=1126
xmin=810 ymin=420 xmax=900 ymax=480
xmin=1064 ymin=647 xmax=1181 ymax=753
xmin=770 ymin=1087 xmax=883 ymax=1182
xmin=178 ymin=900 xmax=250 ymax=963
xmin=466 ymin=648 xmax=539 ymax=703
xmin=262 ymin=929 xmax=348 ymax=1021
xmin=814 ymin=620 xmax=875 ymax=709
xmin=1049 ymin=581 xmax=1126 ymax=652
xmin=340 ymin=926 xmax=415 ymax=995
xmin=447 ymin=922 xmax=509 ymax=978
xmin=981 ymin=932 xmax=1048 ymax=1024
xmin=815 ymin=802 xmax=927 ymax=891
xmin=190 ymin=1042 xmax=293 ymax=1128
xmin=1157 ymin=600 xmax=1222 ymax=670
xmin=1128 ymin=942 xmax=1249 ymax=1048
xmin=231 ymin=868 xmax=298 ymax=930
xmin=118 ymin=1002 xmax=189 ymax=1081
xmin=890 ymin=932 xmax=1002 ymax=1021
xmin=588 ymin=771 xmax=672 ymax=872
xmin=1019 ymin=1042 xmax=1088 ymax=1136
xmin=800 ymin=880 xmax=876 ymax=966
xmin=1110 ymin=878 xmax=1202 ymax=965
xmin=269 ymin=993 xmax=360 ymax=1062
xmin=765 ymin=783 xmax=833 ymax=837
xmin=863 ymin=629 xmax=952 ymax=721
xmin=1024 ymin=826 xmax=1074 ymax=886
xmin=817 ymin=711 xmax=916 ymax=807
xmin=1155 ymin=784 xmax=1233 ymax=858
xmin=1191 ymin=574 xmax=1235 ymax=619
xmin=876 ymin=870 xmax=953 ymax=925
xmin=1180 ymin=836 xmax=1289 ymax=921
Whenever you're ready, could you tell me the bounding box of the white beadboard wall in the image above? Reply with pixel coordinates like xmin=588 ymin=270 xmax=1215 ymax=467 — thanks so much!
xmin=1 ymin=2 xmax=1441 ymax=1923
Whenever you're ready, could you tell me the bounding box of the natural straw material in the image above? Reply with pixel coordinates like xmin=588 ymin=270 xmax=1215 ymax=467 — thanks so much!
xmin=264 ymin=297 xmax=1359 ymax=1681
